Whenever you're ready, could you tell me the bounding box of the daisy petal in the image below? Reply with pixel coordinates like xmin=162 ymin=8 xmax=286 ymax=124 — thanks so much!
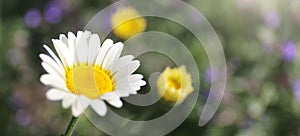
xmin=41 ymin=62 xmax=64 ymax=80
xmin=129 ymin=90 xmax=138 ymax=94
xmin=68 ymin=31 xmax=76 ymax=41
xmin=120 ymin=80 xmax=146 ymax=94
xmin=46 ymin=89 xmax=67 ymax=101
xmin=88 ymin=34 xmax=100 ymax=64
xmin=132 ymin=80 xmax=146 ymax=86
xmin=59 ymin=34 xmax=68 ymax=45
xmin=40 ymin=54 xmax=64 ymax=74
xmin=52 ymin=39 xmax=71 ymax=66
xmin=62 ymin=94 xmax=76 ymax=108
xmin=115 ymin=74 xmax=144 ymax=86
xmin=72 ymin=96 xmax=90 ymax=117
xmin=129 ymin=74 xmax=144 ymax=82
xmin=112 ymin=42 xmax=124 ymax=60
xmin=40 ymin=74 xmax=68 ymax=92
xmin=107 ymin=99 xmax=123 ymax=108
xmin=111 ymin=55 xmax=134 ymax=74
xmin=114 ymin=60 xmax=140 ymax=78
xmin=40 ymin=54 xmax=64 ymax=73
xmin=43 ymin=45 xmax=64 ymax=69
xmin=115 ymin=90 xmax=130 ymax=97
xmin=127 ymin=60 xmax=140 ymax=74
xmin=76 ymin=31 xmax=90 ymax=64
xmin=76 ymin=31 xmax=83 ymax=45
xmin=100 ymin=92 xmax=120 ymax=100
xmin=90 ymin=99 xmax=107 ymax=116
xmin=67 ymin=32 xmax=76 ymax=60
xmin=102 ymin=42 xmax=124 ymax=69
xmin=95 ymin=39 xmax=113 ymax=65
xmin=116 ymin=83 xmax=141 ymax=92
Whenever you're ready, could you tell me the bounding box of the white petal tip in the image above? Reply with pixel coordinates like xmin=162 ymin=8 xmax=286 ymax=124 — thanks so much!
xmin=91 ymin=100 xmax=107 ymax=116
xmin=140 ymin=80 xmax=146 ymax=86
xmin=108 ymin=100 xmax=123 ymax=108
xmin=40 ymin=75 xmax=49 ymax=85
xmin=72 ymin=111 xmax=82 ymax=117
xmin=103 ymin=39 xmax=113 ymax=44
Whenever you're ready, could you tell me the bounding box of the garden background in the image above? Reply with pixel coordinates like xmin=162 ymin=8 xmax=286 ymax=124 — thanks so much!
xmin=2 ymin=0 xmax=300 ymax=135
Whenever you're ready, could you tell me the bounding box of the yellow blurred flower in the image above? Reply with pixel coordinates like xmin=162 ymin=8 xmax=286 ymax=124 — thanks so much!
xmin=157 ymin=66 xmax=194 ymax=104
xmin=111 ymin=6 xmax=146 ymax=40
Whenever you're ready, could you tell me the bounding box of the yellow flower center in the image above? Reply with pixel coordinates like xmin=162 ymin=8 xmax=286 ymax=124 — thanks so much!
xmin=65 ymin=65 xmax=114 ymax=99
xmin=157 ymin=66 xmax=194 ymax=104
xmin=167 ymin=77 xmax=181 ymax=89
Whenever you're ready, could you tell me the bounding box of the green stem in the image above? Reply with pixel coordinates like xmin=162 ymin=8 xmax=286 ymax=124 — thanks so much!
xmin=64 ymin=116 xmax=80 ymax=136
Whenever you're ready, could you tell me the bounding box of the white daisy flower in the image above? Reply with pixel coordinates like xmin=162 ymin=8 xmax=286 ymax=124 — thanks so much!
xmin=40 ymin=30 xmax=146 ymax=117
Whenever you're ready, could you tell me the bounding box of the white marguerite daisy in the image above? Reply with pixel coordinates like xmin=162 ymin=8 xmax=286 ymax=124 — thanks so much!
xmin=40 ymin=30 xmax=146 ymax=117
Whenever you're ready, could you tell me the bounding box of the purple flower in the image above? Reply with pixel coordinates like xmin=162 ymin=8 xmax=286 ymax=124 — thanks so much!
xmin=264 ymin=11 xmax=280 ymax=29
xmin=24 ymin=9 xmax=41 ymax=28
xmin=281 ymin=41 xmax=297 ymax=62
xmin=293 ymin=80 xmax=300 ymax=101
xmin=15 ymin=109 xmax=32 ymax=126
xmin=9 ymin=93 xmax=24 ymax=110
xmin=44 ymin=1 xmax=63 ymax=24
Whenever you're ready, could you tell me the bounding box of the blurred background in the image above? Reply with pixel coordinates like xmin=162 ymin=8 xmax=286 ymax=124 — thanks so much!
xmin=2 ymin=0 xmax=300 ymax=135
